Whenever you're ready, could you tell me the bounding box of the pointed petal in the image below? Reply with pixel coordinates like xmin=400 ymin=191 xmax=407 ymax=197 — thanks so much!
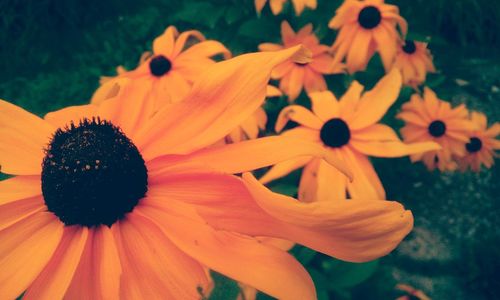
xmin=350 ymin=69 xmax=402 ymax=130
xmin=0 ymin=100 xmax=54 ymax=175
xmin=342 ymin=148 xmax=385 ymax=199
xmin=152 ymin=26 xmax=178 ymax=57
xmin=135 ymin=46 xmax=311 ymax=158
xmin=351 ymin=139 xmax=441 ymax=158
xmin=172 ymin=29 xmax=206 ymax=58
xmin=276 ymin=105 xmax=323 ymax=131
xmin=309 ymin=91 xmax=340 ymax=121
xmin=260 ymin=155 xmax=311 ymax=184
xmin=352 ymin=124 xmax=400 ymax=142
xmin=178 ymin=40 xmax=231 ymax=61
xmin=0 ymin=196 xmax=45 ymax=232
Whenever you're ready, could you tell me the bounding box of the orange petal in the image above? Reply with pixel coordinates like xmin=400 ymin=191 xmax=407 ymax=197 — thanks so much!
xmin=298 ymin=158 xmax=320 ymax=202
xmin=255 ymin=0 xmax=267 ymax=14
xmin=285 ymin=66 xmax=305 ymax=101
xmin=137 ymin=203 xmax=317 ymax=300
xmin=316 ymin=158 xmax=348 ymax=201
xmin=352 ymin=124 xmax=400 ymax=142
xmin=90 ymin=77 xmax=127 ymax=105
xmin=351 ymin=139 xmax=441 ymax=158
xmin=24 ymin=226 xmax=88 ymax=300
xmin=152 ymin=26 xmax=178 ymax=57
xmin=309 ymin=91 xmax=340 ymax=121
xmin=0 ymin=196 xmax=45 ymax=232
xmin=281 ymin=20 xmax=296 ymax=44
xmin=0 ymin=100 xmax=54 ymax=175
xmin=112 ymin=214 xmax=209 ymax=299
xmin=44 ymin=104 xmax=99 ymax=129
xmin=275 ymin=105 xmax=323 ymax=132
xmin=171 ymin=29 xmax=206 ymax=58
xmin=350 ymin=69 xmax=402 ymax=130
xmin=0 ymin=175 xmax=41 ymax=205
xmin=260 ymin=155 xmax=312 ymax=184
xmin=342 ymin=148 xmax=385 ymax=199
xmin=0 ymin=212 xmax=63 ymax=300
xmin=178 ymin=40 xmax=231 ymax=61
xmin=373 ymin=24 xmax=398 ymax=71
xmin=135 ymin=45 xmax=311 ymax=159
xmin=258 ymin=43 xmax=284 ymax=52
xmin=64 ymin=226 xmax=122 ymax=300
xmin=346 ymin=29 xmax=371 ymax=73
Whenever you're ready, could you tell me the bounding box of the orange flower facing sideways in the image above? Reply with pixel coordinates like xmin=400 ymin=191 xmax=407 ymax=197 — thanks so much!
xmin=225 ymin=85 xmax=282 ymax=143
xmin=259 ymin=21 xmax=342 ymax=102
xmin=329 ymin=0 xmax=407 ymax=73
xmin=255 ymin=0 xmax=317 ymax=16
xmin=397 ymin=87 xmax=476 ymax=171
xmin=92 ymin=25 xmax=231 ymax=109
xmin=261 ymin=69 xmax=440 ymax=200
xmin=455 ymin=111 xmax=500 ymax=172
xmin=0 ymin=47 xmax=413 ymax=300
xmin=392 ymin=40 xmax=436 ymax=87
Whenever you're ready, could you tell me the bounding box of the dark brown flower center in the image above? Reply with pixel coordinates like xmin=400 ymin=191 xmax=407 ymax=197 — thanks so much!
xmin=41 ymin=118 xmax=148 ymax=227
xmin=402 ymin=40 xmax=417 ymax=54
xmin=320 ymin=118 xmax=351 ymax=148
xmin=428 ymin=120 xmax=446 ymax=137
xmin=358 ymin=6 xmax=382 ymax=29
xmin=465 ymin=137 xmax=482 ymax=153
xmin=149 ymin=55 xmax=172 ymax=77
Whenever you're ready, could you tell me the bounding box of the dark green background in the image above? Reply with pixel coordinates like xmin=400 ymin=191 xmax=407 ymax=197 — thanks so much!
xmin=1 ymin=0 xmax=499 ymax=299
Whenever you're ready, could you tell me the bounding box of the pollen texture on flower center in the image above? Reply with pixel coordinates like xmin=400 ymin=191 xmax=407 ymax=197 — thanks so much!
xmin=466 ymin=137 xmax=482 ymax=153
xmin=358 ymin=6 xmax=382 ymax=29
xmin=402 ymin=40 xmax=417 ymax=54
xmin=320 ymin=118 xmax=351 ymax=148
xmin=428 ymin=120 xmax=446 ymax=137
xmin=149 ymin=55 xmax=172 ymax=77
xmin=41 ymin=118 xmax=148 ymax=227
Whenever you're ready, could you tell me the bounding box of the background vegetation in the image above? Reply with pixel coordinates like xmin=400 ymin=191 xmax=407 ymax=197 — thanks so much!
xmin=1 ymin=0 xmax=499 ymax=298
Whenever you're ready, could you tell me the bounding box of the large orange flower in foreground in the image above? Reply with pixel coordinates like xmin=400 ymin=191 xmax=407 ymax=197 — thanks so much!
xmin=397 ymin=87 xmax=476 ymax=171
xmin=92 ymin=25 xmax=231 ymax=109
xmin=255 ymin=0 xmax=317 ymax=15
xmin=259 ymin=21 xmax=342 ymax=102
xmin=392 ymin=40 xmax=436 ymax=87
xmin=455 ymin=111 xmax=500 ymax=172
xmin=261 ymin=69 xmax=439 ymax=200
xmin=329 ymin=0 xmax=407 ymax=73
xmin=0 ymin=48 xmax=413 ymax=299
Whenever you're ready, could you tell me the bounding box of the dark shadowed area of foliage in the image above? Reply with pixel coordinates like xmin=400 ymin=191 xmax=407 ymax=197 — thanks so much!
xmin=1 ymin=0 xmax=499 ymax=299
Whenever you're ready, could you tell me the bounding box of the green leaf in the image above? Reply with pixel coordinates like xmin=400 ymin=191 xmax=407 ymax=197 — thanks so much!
xmin=325 ymin=259 xmax=379 ymax=289
xmin=270 ymin=183 xmax=298 ymax=197
xmin=208 ymin=271 xmax=241 ymax=300
xmin=291 ymin=245 xmax=317 ymax=265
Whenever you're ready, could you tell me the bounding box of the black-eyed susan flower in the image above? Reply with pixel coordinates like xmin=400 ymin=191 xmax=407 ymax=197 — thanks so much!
xmin=456 ymin=111 xmax=500 ymax=172
xmin=255 ymin=0 xmax=317 ymax=15
xmin=259 ymin=21 xmax=343 ymax=102
xmin=392 ymin=40 xmax=436 ymax=87
xmin=0 ymin=47 xmax=413 ymax=300
xmin=329 ymin=0 xmax=407 ymax=73
xmin=397 ymin=87 xmax=476 ymax=171
xmin=225 ymin=85 xmax=282 ymax=143
xmin=92 ymin=25 xmax=231 ymax=109
xmin=260 ymin=69 xmax=439 ymax=200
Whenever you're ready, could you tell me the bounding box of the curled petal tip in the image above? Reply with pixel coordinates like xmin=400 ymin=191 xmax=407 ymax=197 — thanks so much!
xmin=291 ymin=45 xmax=312 ymax=64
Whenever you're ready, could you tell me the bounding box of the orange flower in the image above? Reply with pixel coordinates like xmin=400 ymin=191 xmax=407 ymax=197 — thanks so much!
xmin=393 ymin=40 xmax=436 ymax=87
xmin=261 ymin=69 xmax=439 ymax=200
xmin=455 ymin=111 xmax=500 ymax=172
xmin=255 ymin=0 xmax=317 ymax=15
xmin=225 ymin=85 xmax=282 ymax=143
xmin=397 ymin=87 xmax=476 ymax=171
xmin=0 ymin=48 xmax=413 ymax=299
xmin=396 ymin=284 xmax=430 ymax=300
xmin=92 ymin=26 xmax=231 ymax=109
xmin=329 ymin=0 xmax=407 ymax=73
xmin=259 ymin=21 xmax=342 ymax=102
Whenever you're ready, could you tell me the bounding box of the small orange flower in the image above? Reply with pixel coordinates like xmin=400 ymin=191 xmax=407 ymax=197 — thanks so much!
xmin=397 ymin=87 xmax=476 ymax=171
xmin=92 ymin=26 xmax=231 ymax=109
xmin=0 ymin=47 xmax=413 ymax=299
xmin=329 ymin=0 xmax=407 ymax=73
xmin=261 ymin=70 xmax=439 ymax=200
xmin=393 ymin=40 xmax=436 ymax=87
xmin=455 ymin=111 xmax=500 ymax=172
xmin=396 ymin=284 xmax=430 ymax=300
xmin=255 ymin=0 xmax=317 ymax=15
xmin=259 ymin=21 xmax=342 ymax=102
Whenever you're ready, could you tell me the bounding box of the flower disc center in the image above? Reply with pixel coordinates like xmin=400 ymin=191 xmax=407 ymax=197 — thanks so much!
xmin=149 ymin=55 xmax=172 ymax=77
xmin=466 ymin=137 xmax=482 ymax=153
xmin=320 ymin=118 xmax=351 ymax=148
xmin=402 ymin=40 xmax=417 ymax=54
xmin=358 ymin=6 xmax=382 ymax=29
xmin=41 ymin=118 xmax=148 ymax=227
xmin=428 ymin=120 xmax=446 ymax=137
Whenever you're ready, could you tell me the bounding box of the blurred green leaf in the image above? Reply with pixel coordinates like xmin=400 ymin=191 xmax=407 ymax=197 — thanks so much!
xmin=291 ymin=246 xmax=317 ymax=265
xmin=173 ymin=2 xmax=225 ymax=28
xmin=326 ymin=259 xmax=379 ymax=289
xmin=270 ymin=183 xmax=298 ymax=197
xmin=238 ymin=18 xmax=279 ymax=40
xmin=208 ymin=271 xmax=240 ymax=300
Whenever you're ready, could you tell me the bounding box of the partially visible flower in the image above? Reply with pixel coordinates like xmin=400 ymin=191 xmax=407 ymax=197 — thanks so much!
xmin=396 ymin=284 xmax=431 ymax=300
xmin=259 ymin=21 xmax=342 ymax=102
xmin=261 ymin=69 xmax=439 ymax=200
xmin=329 ymin=0 xmax=407 ymax=73
xmin=91 ymin=26 xmax=231 ymax=109
xmin=455 ymin=111 xmax=500 ymax=172
xmin=225 ymin=85 xmax=282 ymax=143
xmin=96 ymin=51 xmax=152 ymax=87
xmin=397 ymin=87 xmax=476 ymax=171
xmin=255 ymin=0 xmax=317 ymax=16
xmin=0 ymin=47 xmax=413 ymax=300
xmin=392 ymin=40 xmax=436 ymax=87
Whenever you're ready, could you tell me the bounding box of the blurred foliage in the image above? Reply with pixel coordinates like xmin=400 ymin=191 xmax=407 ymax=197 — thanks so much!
xmin=1 ymin=0 xmax=499 ymax=299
